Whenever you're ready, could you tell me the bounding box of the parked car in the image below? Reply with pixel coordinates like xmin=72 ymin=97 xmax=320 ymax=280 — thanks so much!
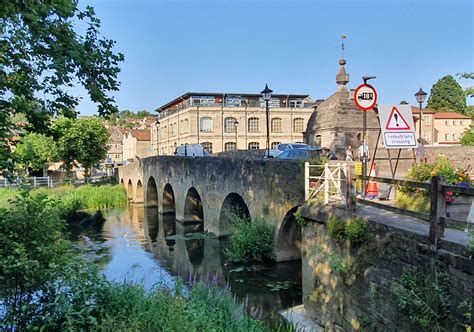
xmin=268 ymin=143 xmax=311 ymax=158
xmin=276 ymin=147 xmax=322 ymax=160
xmin=175 ymin=144 xmax=211 ymax=157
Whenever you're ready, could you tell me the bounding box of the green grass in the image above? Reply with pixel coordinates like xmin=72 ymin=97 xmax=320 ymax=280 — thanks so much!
xmin=0 ymin=188 xmax=19 ymax=209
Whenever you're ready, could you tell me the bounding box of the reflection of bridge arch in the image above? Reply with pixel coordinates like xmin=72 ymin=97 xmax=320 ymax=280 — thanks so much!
xmin=219 ymin=193 xmax=250 ymax=236
xmin=135 ymin=180 xmax=144 ymax=203
xmin=276 ymin=206 xmax=302 ymax=261
xmin=183 ymin=187 xmax=203 ymax=223
xmin=127 ymin=179 xmax=133 ymax=200
xmin=163 ymin=184 xmax=176 ymax=215
xmin=146 ymin=177 xmax=158 ymax=207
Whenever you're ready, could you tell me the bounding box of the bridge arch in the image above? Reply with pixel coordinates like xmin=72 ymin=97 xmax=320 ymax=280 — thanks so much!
xmin=276 ymin=206 xmax=302 ymax=261
xmin=146 ymin=177 xmax=158 ymax=207
xmin=120 ymin=178 xmax=124 ymax=186
xmin=183 ymin=187 xmax=204 ymax=223
xmin=127 ymin=179 xmax=133 ymax=200
xmin=219 ymin=193 xmax=250 ymax=236
xmin=135 ymin=180 xmax=144 ymax=203
xmin=163 ymin=184 xmax=176 ymax=215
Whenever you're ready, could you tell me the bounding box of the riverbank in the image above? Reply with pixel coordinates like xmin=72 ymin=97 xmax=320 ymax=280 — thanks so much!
xmin=0 ymin=189 xmax=293 ymax=331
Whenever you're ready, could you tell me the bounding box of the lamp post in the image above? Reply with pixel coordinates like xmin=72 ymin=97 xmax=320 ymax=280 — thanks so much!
xmin=234 ymin=120 xmax=239 ymax=150
xmin=414 ymin=88 xmax=428 ymax=141
xmin=156 ymin=121 xmax=160 ymax=156
xmin=261 ymin=84 xmax=273 ymax=158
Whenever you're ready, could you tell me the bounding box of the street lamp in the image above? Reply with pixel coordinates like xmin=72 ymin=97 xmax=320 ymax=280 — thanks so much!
xmin=261 ymin=84 xmax=273 ymax=158
xmin=415 ymin=88 xmax=427 ymax=141
xmin=234 ymin=120 xmax=239 ymax=150
xmin=156 ymin=121 xmax=160 ymax=156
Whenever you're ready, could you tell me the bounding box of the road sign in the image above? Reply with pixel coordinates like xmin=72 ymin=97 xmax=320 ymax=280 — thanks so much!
xmin=354 ymin=83 xmax=377 ymax=110
xmin=378 ymin=105 xmax=417 ymax=149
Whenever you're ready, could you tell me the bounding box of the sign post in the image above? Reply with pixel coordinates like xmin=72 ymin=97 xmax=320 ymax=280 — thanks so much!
xmin=355 ymin=79 xmax=377 ymax=197
xmin=378 ymin=105 xmax=417 ymax=149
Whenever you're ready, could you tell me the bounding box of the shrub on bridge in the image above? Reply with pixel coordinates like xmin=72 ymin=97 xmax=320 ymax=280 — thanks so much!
xmin=225 ymin=217 xmax=274 ymax=263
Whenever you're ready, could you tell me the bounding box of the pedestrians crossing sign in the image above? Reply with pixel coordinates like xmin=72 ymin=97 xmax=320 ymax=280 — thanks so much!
xmin=378 ymin=105 xmax=417 ymax=149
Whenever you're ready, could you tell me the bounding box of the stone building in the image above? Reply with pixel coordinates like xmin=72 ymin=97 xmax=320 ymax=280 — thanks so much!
xmin=303 ymin=58 xmax=380 ymax=158
xmin=412 ymin=108 xmax=472 ymax=144
xmin=122 ymin=129 xmax=152 ymax=162
xmin=153 ymin=92 xmax=315 ymax=155
xmin=105 ymin=127 xmax=124 ymax=166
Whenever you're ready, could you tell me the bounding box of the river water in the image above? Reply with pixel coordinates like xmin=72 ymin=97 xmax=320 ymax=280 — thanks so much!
xmin=74 ymin=205 xmax=302 ymax=320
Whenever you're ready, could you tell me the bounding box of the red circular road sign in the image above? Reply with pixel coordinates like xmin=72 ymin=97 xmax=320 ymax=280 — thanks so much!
xmin=354 ymin=83 xmax=377 ymax=111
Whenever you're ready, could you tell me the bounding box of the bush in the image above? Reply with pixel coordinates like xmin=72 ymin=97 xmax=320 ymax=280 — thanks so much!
xmin=345 ymin=217 xmax=371 ymax=246
xmin=225 ymin=217 xmax=274 ymax=263
xmin=401 ymin=157 xmax=471 ymax=195
xmin=327 ymin=216 xmax=346 ymax=243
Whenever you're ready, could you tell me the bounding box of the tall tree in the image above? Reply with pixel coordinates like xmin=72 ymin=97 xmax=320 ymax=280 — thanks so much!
xmin=13 ymin=133 xmax=59 ymax=176
xmin=427 ymin=75 xmax=467 ymax=114
xmin=53 ymin=117 xmax=109 ymax=177
xmin=460 ymin=123 xmax=474 ymax=146
xmin=0 ymin=1 xmax=124 ymax=173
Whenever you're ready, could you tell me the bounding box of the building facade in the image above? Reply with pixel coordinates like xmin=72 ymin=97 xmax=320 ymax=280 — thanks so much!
xmin=412 ymin=108 xmax=472 ymax=144
xmin=122 ymin=129 xmax=153 ymax=162
xmin=153 ymin=92 xmax=314 ymax=155
xmin=105 ymin=127 xmax=124 ymax=166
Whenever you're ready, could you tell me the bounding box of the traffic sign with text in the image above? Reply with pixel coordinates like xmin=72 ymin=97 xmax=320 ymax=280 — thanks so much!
xmin=378 ymin=105 xmax=417 ymax=149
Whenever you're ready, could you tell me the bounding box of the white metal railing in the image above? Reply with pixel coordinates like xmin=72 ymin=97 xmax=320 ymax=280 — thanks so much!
xmin=0 ymin=176 xmax=108 ymax=188
xmin=304 ymin=162 xmax=349 ymax=204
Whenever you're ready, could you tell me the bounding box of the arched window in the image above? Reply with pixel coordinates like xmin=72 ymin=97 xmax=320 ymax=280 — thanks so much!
xmin=248 ymin=117 xmax=259 ymax=133
xmin=271 ymin=118 xmax=282 ymax=132
xmin=179 ymin=120 xmax=184 ymax=134
xmin=271 ymin=142 xmax=281 ymax=149
xmin=224 ymin=117 xmax=237 ymax=133
xmin=200 ymin=117 xmax=213 ymax=132
xmin=225 ymin=142 xmax=237 ymax=151
xmin=202 ymin=142 xmax=212 ymax=153
xmin=183 ymin=118 xmax=189 ymax=133
xmin=293 ymin=118 xmax=304 ymax=133
xmin=248 ymin=142 xmax=259 ymax=150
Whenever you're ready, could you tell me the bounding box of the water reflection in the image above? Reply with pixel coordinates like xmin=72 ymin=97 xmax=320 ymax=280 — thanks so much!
xmin=76 ymin=205 xmax=302 ymax=320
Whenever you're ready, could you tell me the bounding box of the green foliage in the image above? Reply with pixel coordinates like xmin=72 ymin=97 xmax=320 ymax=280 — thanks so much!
xmin=225 ymin=217 xmax=275 ymax=263
xmin=401 ymin=157 xmax=471 ymax=194
xmin=427 ymin=75 xmax=467 ymax=114
xmin=0 ymin=192 xmax=74 ymax=329
xmin=119 ymin=110 xmax=152 ymax=118
xmin=327 ymin=216 xmax=347 ymax=243
xmin=0 ymin=0 xmax=123 ymax=174
xmin=457 ymin=72 xmax=474 ymax=98
xmin=294 ymin=210 xmax=308 ymax=227
xmin=328 ymin=253 xmax=349 ymax=273
xmin=460 ymin=123 xmax=474 ymax=146
xmin=391 ymin=271 xmax=450 ymax=331
xmin=13 ymin=133 xmax=59 ymax=175
xmin=345 ymin=217 xmax=371 ymax=246
xmin=52 ymin=117 xmax=110 ymax=176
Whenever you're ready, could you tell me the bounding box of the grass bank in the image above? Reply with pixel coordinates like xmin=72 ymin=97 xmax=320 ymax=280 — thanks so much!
xmin=0 ymin=191 xmax=289 ymax=331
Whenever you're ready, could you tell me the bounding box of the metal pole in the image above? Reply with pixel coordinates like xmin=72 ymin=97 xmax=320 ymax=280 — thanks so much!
xmin=235 ymin=122 xmax=238 ymax=150
xmin=362 ymin=110 xmax=367 ymax=198
xmin=419 ymin=101 xmax=423 ymax=139
xmin=265 ymin=100 xmax=270 ymax=157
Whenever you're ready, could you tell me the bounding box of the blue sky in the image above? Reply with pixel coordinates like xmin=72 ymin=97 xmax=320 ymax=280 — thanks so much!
xmin=78 ymin=0 xmax=473 ymax=115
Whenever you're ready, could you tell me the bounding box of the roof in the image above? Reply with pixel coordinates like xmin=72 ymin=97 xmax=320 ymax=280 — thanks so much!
xmin=411 ymin=107 xmax=435 ymax=114
xmin=433 ymin=112 xmax=472 ymax=119
xmin=126 ymin=129 xmax=151 ymax=141
xmin=155 ymin=92 xmax=310 ymax=112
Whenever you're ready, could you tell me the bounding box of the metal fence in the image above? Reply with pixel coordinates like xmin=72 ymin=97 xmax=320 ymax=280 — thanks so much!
xmin=0 ymin=176 xmax=110 ymax=188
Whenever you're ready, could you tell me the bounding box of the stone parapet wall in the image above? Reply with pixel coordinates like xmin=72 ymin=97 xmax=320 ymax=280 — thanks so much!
xmin=301 ymin=205 xmax=472 ymax=331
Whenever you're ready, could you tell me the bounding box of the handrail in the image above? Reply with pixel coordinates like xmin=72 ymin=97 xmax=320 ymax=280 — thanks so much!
xmin=355 ymin=175 xmax=430 ymax=190
xmin=442 ymin=184 xmax=474 ymax=196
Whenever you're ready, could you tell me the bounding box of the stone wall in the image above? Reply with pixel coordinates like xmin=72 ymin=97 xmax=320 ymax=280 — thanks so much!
xmin=301 ymin=205 xmax=473 ymax=331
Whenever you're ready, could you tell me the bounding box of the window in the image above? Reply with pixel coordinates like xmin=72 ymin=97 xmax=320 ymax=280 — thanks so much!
xmin=259 ymin=98 xmax=280 ymax=108
xmin=224 ymin=117 xmax=237 ymax=133
xmin=460 ymin=121 xmax=464 ymax=126
xmin=423 ymin=132 xmax=430 ymax=141
xmin=293 ymin=118 xmax=304 ymax=133
xmin=183 ymin=118 xmax=189 ymax=133
xmin=453 ymin=121 xmax=457 ymax=126
xmin=170 ymin=123 xmax=176 ymax=137
xmin=289 ymin=99 xmax=304 ymax=108
xmin=225 ymin=96 xmax=242 ymax=107
xmin=248 ymin=142 xmax=260 ymax=150
xmin=445 ymin=120 xmax=449 ymax=126
xmin=248 ymin=117 xmax=259 ymax=132
xmin=444 ymin=134 xmax=449 ymax=140
xmin=202 ymin=142 xmax=212 ymax=154
xmin=271 ymin=142 xmax=281 ymax=149
xmin=452 ymin=133 xmax=456 ymax=140
xmin=225 ymin=142 xmax=237 ymax=151
xmin=191 ymin=96 xmax=215 ymax=106
xmin=200 ymin=117 xmax=213 ymax=132
xmin=271 ymin=118 xmax=282 ymax=132
xmin=423 ymin=115 xmax=431 ymax=125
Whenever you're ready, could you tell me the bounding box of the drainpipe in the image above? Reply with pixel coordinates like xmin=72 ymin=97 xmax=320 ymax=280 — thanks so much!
xmin=197 ymin=106 xmax=200 ymax=144
xmin=221 ymin=93 xmax=225 ymax=153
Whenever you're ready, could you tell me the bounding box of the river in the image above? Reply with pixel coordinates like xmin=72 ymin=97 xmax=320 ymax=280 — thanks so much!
xmin=73 ymin=205 xmax=302 ymax=320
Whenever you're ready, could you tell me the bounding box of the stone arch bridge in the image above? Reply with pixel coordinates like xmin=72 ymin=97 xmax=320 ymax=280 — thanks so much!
xmin=118 ymin=156 xmax=305 ymax=261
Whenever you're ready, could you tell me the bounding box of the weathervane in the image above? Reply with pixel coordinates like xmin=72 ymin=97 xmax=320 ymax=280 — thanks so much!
xmin=341 ymin=34 xmax=347 ymax=58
